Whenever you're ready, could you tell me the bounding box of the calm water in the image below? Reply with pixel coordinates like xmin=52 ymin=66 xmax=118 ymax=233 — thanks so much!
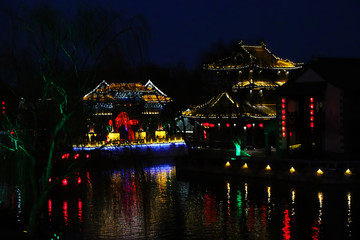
xmin=43 ymin=159 xmax=359 ymax=240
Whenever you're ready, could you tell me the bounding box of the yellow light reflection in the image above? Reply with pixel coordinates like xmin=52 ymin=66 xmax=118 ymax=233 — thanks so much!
xmin=346 ymin=192 xmax=352 ymax=238
xmin=244 ymin=183 xmax=248 ymax=201
xmin=225 ymin=161 xmax=231 ymax=167
xmin=227 ymin=182 xmax=231 ymax=215
xmin=289 ymin=167 xmax=295 ymax=174
xmin=267 ymin=186 xmax=271 ymax=203
xmin=291 ymin=189 xmax=295 ymax=205
xmin=318 ymin=192 xmax=323 ymax=208
xmin=291 ymin=189 xmax=296 ymax=217
xmin=265 ymin=165 xmax=271 ymax=171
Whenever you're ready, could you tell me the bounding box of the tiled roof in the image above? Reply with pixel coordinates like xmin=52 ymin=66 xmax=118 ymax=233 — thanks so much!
xmin=204 ymin=41 xmax=301 ymax=70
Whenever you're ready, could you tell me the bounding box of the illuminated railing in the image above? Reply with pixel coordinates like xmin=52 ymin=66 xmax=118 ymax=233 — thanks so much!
xmin=73 ymin=138 xmax=187 ymax=152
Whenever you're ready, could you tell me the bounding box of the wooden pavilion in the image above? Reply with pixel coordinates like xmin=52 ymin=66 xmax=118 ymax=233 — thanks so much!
xmin=182 ymin=41 xmax=302 ymax=153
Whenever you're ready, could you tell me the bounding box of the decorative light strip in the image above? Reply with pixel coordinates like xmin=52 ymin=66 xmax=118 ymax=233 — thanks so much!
xmin=73 ymin=141 xmax=187 ymax=152
xmin=310 ymin=97 xmax=314 ymax=129
xmin=281 ymin=98 xmax=286 ymax=138
xmin=1 ymin=101 xmax=5 ymax=114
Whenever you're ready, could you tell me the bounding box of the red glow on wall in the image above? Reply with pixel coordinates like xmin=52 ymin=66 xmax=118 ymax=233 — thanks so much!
xmin=226 ymin=123 xmax=230 ymax=127
xmin=62 ymin=153 xmax=69 ymax=159
xmin=74 ymin=153 xmax=80 ymax=160
xmin=109 ymin=119 xmax=113 ymax=126
xmin=129 ymin=119 xmax=139 ymax=125
xmin=209 ymin=123 xmax=215 ymax=128
xmin=259 ymin=123 xmax=263 ymax=128
xmin=246 ymin=123 xmax=252 ymax=128
xmin=204 ymin=130 xmax=207 ymax=139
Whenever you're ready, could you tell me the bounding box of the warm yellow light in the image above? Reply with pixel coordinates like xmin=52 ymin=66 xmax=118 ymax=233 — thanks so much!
xmin=225 ymin=161 xmax=231 ymax=167
xmin=242 ymin=163 xmax=248 ymax=169
xmin=265 ymin=165 xmax=271 ymax=171
xmin=107 ymin=132 xmax=120 ymax=142
xmin=289 ymin=166 xmax=295 ymax=174
xmin=155 ymin=130 xmax=166 ymax=139
xmin=316 ymin=168 xmax=324 ymax=176
xmin=344 ymin=169 xmax=352 ymax=176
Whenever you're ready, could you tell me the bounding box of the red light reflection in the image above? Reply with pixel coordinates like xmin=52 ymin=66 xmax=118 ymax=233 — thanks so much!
xmin=78 ymin=198 xmax=83 ymax=222
xmin=48 ymin=199 xmax=52 ymax=220
xmin=282 ymin=209 xmax=291 ymax=240
xmin=63 ymin=201 xmax=68 ymax=225
xmin=204 ymin=193 xmax=217 ymax=225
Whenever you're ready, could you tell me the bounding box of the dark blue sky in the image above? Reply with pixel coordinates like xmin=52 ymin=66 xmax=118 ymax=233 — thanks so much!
xmin=5 ymin=0 xmax=360 ymax=69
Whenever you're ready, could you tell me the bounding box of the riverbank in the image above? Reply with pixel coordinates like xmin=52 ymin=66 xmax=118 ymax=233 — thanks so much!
xmin=176 ymin=147 xmax=360 ymax=184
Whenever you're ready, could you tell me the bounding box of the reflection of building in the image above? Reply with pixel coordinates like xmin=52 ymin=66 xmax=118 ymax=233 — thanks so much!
xmin=83 ymin=80 xmax=172 ymax=143
xmin=182 ymin=41 xmax=301 ymax=152
xmin=277 ymin=58 xmax=360 ymax=158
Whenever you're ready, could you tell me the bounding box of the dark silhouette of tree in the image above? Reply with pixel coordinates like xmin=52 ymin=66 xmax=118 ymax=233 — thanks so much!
xmin=0 ymin=2 xmax=148 ymax=238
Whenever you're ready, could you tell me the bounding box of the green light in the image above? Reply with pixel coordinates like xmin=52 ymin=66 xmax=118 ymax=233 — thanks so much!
xmin=235 ymin=142 xmax=241 ymax=156
xmin=237 ymin=190 xmax=242 ymax=209
xmin=233 ymin=138 xmax=251 ymax=157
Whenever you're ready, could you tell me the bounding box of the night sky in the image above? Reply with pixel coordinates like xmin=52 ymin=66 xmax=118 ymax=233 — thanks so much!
xmin=4 ymin=0 xmax=360 ymax=69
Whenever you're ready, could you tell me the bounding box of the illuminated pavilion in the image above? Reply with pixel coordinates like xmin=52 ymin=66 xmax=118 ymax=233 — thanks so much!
xmin=182 ymin=41 xmax=301 ymax=153
xmin=83 ymin=80 xmax=172 ymax=143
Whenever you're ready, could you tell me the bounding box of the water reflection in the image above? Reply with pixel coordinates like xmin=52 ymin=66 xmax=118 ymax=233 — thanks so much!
xmin=41 ymin=162 xmax=360 ymax=240
xmin=312 ymin=192 xmax=323 ymax=240
xmin=347 ymin=192 xmax=352 ymax=239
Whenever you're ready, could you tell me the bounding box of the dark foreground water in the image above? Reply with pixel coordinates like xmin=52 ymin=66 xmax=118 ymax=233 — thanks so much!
xmin=39 ymin=159 xmax=359 ymax=240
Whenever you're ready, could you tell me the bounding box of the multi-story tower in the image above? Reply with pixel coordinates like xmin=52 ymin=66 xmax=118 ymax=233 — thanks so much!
xmin=182 ymin=41 xmax=301 ymax=153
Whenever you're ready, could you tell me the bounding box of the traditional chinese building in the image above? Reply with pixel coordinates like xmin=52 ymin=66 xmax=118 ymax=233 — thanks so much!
xmin=277 ymin=57 xmax=360 ymax=159
xmin=182 ymin=41 xmax=301 ymax=153
xmin=83 ymin=80 xmax=172 ymax=143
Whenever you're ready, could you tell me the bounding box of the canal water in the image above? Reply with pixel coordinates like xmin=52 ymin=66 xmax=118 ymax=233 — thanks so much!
xmin=42 ymin=158 xmax=358 ymax=240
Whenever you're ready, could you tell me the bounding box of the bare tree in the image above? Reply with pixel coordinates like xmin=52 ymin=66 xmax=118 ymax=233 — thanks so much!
xmin=0 ymin=2 xmax=148 ymax=237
